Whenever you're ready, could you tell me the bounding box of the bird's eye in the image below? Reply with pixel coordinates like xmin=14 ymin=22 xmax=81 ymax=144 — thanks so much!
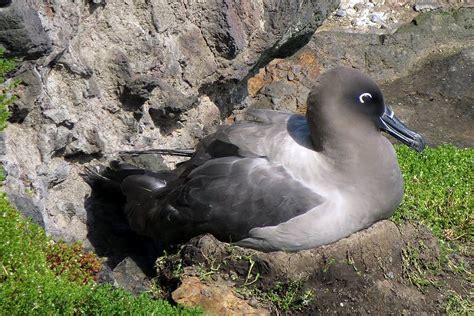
xmin=359 ymin=93 xmax=372 ymax=104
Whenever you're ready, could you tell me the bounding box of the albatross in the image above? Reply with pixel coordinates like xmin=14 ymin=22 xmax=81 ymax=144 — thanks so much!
xmin=84 ymin=67 xmax=425 ymax=252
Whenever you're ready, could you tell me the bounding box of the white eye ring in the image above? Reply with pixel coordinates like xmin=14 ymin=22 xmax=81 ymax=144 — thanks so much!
xmin=359 ymin=93 xmax=372 ymax=103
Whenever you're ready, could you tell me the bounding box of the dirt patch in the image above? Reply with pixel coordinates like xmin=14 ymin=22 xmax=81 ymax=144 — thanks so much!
xmin=383 ymin=48 xmax=474 ymax=147
xmin=154 ymin=221 xmax=471 ymax=314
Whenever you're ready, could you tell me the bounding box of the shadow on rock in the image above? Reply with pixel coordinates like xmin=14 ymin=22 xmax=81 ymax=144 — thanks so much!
xmin=83 ymin=154 xmax=179 ymax=278
xmin=84 ymin=192 xmax=160 ymax=278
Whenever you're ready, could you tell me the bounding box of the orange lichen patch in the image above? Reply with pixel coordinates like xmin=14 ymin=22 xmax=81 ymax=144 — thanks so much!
xmin=295 ymin=50 xmax=320 ymax=81
xmin=225 ymin=116 xmax=235 ymax=124
xmin=246 ymin=50 xmax=320 ymax=98
xmin=247 ymin=68 xmax=267 ymax=97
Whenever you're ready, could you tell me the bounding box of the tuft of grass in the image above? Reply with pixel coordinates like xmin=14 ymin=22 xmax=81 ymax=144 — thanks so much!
xmin=263 ymin=280 xmax=314 ymax=312
xmin=401 ymin=243 xmax=439 ymax=292
xmin=395 ymin=145 xmax=473 ymax=246
xmin=445 ymin=290 xmax=473 ymax=315
xmin=0 ymin=192 xmax=200 ymax=315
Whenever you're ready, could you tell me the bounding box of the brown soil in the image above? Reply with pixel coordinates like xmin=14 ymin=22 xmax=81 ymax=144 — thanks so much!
xmin=155 ymin=221 xmax=472 ymax=314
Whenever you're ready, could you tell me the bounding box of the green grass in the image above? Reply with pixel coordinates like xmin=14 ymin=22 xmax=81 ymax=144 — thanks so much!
xmin=444 ymin=290 xmax=473 ymax=315
xmin=396 ymin=145 xmax=472 ymax=313
xmin=0 ymin=193 xmax=199 ymax=315
xmin=395 ymin=145 xmax=473 ymax=247
xmin=263 ymin=281 xmax=314 ymax=312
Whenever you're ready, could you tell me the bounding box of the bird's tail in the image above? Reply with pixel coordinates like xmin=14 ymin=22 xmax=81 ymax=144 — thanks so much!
xmin=81 ymin=162 xmax=164 ymax=273
xmin=81 ymin=161 xmax=146 ymax=231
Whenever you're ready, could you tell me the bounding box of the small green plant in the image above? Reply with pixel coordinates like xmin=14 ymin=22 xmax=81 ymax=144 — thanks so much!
xmin=46 ymin=241 xmax=103 ymax=284
xmin=401 ymin=244 xmax=438 ymax=292
xmin=0 ymin=48 xmax=18 ymax=131
xmin=263 ymin=280 xmax=314 ymax=312
xmin=396 ymin=145 xmax=472 ymax=311
xmin=322 ymin=257 xmax=336 ymax=273
xmin=445 ymin=290 xmax=473 ymax=315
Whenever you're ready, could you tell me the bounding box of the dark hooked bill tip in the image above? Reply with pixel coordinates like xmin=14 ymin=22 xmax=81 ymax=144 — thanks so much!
xmin=378 ymin=105 xmax=426 ymax=152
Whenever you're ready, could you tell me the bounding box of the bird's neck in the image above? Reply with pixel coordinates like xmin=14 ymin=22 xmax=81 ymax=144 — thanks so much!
xmin=306 ymin=105 xmax=379 ymax=164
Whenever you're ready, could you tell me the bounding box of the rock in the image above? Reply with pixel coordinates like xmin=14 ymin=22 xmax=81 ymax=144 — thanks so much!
xmin=110 ymin=257 xmax=149 ymax=294
xmin=0 ymin=0 xmax=52 ymax=58
xmin=38 ymin=161 xmax=71 ymax=188
xmin=414 ymin=0 xmax=443 ymax=11
xmin=172 ymin=277 xmax=269 ymax=315
xmin=311 ymin=9 xmax=474 ymax=82
xmin=335 ymin=9 xmax=347 ymax=17
xmin=43 ymin=108 xmax=76 ymax=128
xmin=0 ymin=0 xmax=12 ymax=7
xmin=382 ymin=48 xmax=474 ymax=147
xmin=245 ymin=50 xmax=320 ymax=113
xmin=5 ymin=192 xmax=44 ymax=227
xmin=8 ymin=64 xmax=43 ymax=123
xmin=120 ymin=75 xmax=161 ymax=110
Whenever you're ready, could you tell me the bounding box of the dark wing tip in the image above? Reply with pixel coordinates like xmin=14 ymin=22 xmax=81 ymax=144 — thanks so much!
xmin=119 ymin=148 xmax=195 ymax=157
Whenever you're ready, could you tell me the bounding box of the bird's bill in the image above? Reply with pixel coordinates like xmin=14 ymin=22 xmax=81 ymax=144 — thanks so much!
xmin=378 ymin=105 xmax=425 ymax=152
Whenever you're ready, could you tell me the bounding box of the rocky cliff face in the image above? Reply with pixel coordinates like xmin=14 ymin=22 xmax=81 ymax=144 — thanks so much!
xmin=244 ymin=6 xmax=473 ymax=146
xmin=0 ymin=0 xmax=338 ymax=243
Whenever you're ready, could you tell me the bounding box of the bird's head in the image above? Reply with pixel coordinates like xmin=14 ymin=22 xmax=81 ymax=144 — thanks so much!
xmin=307 ymin=67 xmax=425 ymax=152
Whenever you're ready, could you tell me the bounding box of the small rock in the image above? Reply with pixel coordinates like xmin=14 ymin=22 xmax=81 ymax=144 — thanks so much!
xmin=370 ymin=13 xmax=388 ymax=28
xmin=291 ymin=64 xmax=302 ymax=75
xmin=43 ymin=108 xmax=76 ymax=128
xmin=172 ymin=277 xmax=269 ymax=315
xmin=413 ymin=0 xmax=442 ymax=11
xmin=287 ymin=71 xmax=295 ymax=81
xmin=353 ymin=3 xmax=367 ymax=12
xmin=38 ymin=161 xmax=70 ymax=188
xmin=248 ymin=298 xmax=260 ymax=308
xmin=247 ymin=72 xmax=266 ymax=97
xmin=103 ymin=102 xmax=120 ymax=114
xmin=112 ymin=257 xmax=149 ymax=294
xmin=335 ymin=9 xmax=346 ymax=17
xmin=84 ymin=78 xmax=100 ymax=99
xmin=97 ymin=264 xmax=114 ymax=284
xmin=370 ymin=13 xmax=384 ymax=24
